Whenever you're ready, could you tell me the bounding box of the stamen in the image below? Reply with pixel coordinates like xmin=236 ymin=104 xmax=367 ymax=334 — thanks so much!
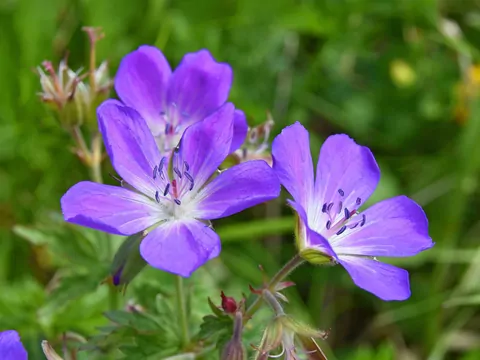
xmin=322 ymin=203 xmax=327 ymax=213
xmin=184 ymin=161 xmax=190 ymax=172
xmin=155 ymin=191 xmax=160 ymax=203
xmin=326 ymin=220 xmax=331 ymax=230
xmin=184 ymin=172 xmax=194 ymax=190
xmin=338 ymin=188 xmax=344 ymax=196
xmin=153 ymin=165 xmax=158 ymax=179
xmin=174 ymin=199 xmax=181 ymax=205
xmin=159 ymin=157 xmax=166 ymax=171
xmin=337 ymin=201 xmax=343 ymax=214
xmin=327 ymin=202 xmax=334 ymax=212
xmin=349 ymin=222 xmax=359 ymax=229
xmin=174 ymin=167 xmax=182 ymax=179
xmin=163 ymin=183 xmax=170 ymax=196
xmin=360 ymin=214 xmax=366 ymax=227
xmin=344 ymin=207 xmax=350 ymax=219
xmin=336 ymin=225 xmax=347 ymax=235
xmin=356 ymin=197 xmax=362 ymax=205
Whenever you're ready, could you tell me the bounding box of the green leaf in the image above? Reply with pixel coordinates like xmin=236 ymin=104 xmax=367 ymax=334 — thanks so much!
xmin=198 ymin=315 xmax=232 ymax=340
xmin=217 ymin=217 xmax=294 ymax=242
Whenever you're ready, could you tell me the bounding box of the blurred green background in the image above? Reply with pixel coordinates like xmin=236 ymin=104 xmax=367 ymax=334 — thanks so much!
xmin=2 ymin=0 xmax=480 ymax=359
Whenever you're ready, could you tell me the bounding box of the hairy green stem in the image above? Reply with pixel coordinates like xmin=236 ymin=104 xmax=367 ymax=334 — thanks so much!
xmin=90 ymin=132 xmax=103 ymax=184
xmin=244 ymin=254 xmax=305 ymax=322
xmin=175 ymin=275 xmax=190 ymax=347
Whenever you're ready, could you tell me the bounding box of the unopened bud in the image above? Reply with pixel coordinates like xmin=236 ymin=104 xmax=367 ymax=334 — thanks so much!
xmin=233 ymin=114 xmax=275 ymax=166
xmin=110 ymin=233 xmax=147 ymax=289
xmin=221 ymin=312 xmax=247 ymax=360
xmin=41 ymin=341 xmax=64 ymax=360
xmin=221 ymin=291 xmax=238 ymax=314
xmin=36 ymin=59 xmax=86 ymax=127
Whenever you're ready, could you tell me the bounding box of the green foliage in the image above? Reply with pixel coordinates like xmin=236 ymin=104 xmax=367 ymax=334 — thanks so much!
xmin=2 ymin=0 xmax=480 ymax=358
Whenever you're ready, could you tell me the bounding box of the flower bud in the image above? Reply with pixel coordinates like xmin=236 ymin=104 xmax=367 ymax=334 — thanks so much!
xmin=221 ymin=291 xmax=238 ymax=314
xmin=233 ymin=114 xmax=274 ymax=166
xmin=36 ymin=59 xmax=86 ymax=128
xmin=254 ymin=314 xmax=327 ymax=360
xmin=109 ymin=233 xmax=147 ymax=289
xmin=221 ymin=312 xmax=247 ymax=360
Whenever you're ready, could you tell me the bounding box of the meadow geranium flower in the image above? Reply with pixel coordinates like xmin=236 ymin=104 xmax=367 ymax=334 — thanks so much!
xmin=272 ymin=122 xmax=434 ymax=301
xmin=0 ymin=330 xmax=28 ymax=360
xmin=115 ymin=46 xmax=247 ymax=154
xmin=61 ymin=101 xmax=279 ymax=277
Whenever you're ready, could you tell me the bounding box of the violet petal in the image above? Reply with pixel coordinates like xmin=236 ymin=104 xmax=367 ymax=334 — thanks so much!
xmin=331 ymin=195 xmax=433 ymax=257
xmin=139 ymin=219 xmax=221 ymax=277
xmin=313 ymin=134 xmax=380 ymax=214
xmin=272 ymin=122 xmax=314 ymax=208
xmin=167 ymin=49 xmax=232 ymax=123
xmin=193 ymin=160 xmax=280 ymax=219
xmin=0 ymin=330 xmax=28 ymax=360
xmin=61 ymin=181 xmax=163 ymax=236
xmin=230 ymin=109 xmax=248 ymax=153
xmin=114 ymin=46 xmax=172 ymax=134
xmin=97 ymin=101 xmax=163 ymax=196
xmin=339 ymin=255 xmax=410 ymax=301
xmin=178 ymin=103 xmax=234 ymax=189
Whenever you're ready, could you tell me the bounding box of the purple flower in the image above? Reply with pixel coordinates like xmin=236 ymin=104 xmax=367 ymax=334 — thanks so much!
xmin=0 ymin=330 xmax=28 ymax=360
xmin=114 ymin=46 xmax=247 ymax=154
xmin=61 ymin=101 xmax=280 ymax=277
xmin=271 ymin=122 xmax=434 ymax=301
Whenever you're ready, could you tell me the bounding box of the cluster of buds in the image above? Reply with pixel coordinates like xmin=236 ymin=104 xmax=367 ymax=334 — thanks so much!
xmin=233 ymin=113 xmax=275 ymax=166
xmin=36 ymin=27 xmax=112 ymax=129
xmin=217 ymin=271 xmax=328 ymax=360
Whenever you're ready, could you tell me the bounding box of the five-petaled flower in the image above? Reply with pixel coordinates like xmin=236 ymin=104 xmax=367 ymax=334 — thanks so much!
xmin=61 ymin=101 xmax=280 ymax=277
xmin=0 ymin=330 xmax=28 ymax=360
xmin=272 ymin=122 xmax=434 ymax=301
xmin=115 ymin=46 xmax=247 ymax=154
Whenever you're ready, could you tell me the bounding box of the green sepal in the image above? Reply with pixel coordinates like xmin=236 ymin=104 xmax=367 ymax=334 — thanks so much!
xmin=299 ymin=248 xmax=332 ymax=265
xmin=110 ymin=233 xmax=147 ymax=287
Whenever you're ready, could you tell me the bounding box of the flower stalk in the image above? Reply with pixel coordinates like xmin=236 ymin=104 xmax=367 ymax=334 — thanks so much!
xmin=175 ymin=276 xmax=190 ymax=348
xmin=244 ymin=254 xmax=305 ymax=322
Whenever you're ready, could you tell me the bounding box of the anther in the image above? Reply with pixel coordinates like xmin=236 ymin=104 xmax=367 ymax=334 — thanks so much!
xmin=153 ymin=165 xmax=158 ymax=179
xmin=163 ymin=183 xmax=170 ymax=196
xmin=165 ymin=123 xmax=172 ymax=134
xmin=184 ymin=172 xmax=194 ymax=190
xmin=174 ymin=199 xmax=181 ymax=205
xmin=344 ymin=207 xmax=350 ymax=219
xmin=360 ymin=214 xmax=366 ymax=227
xmin=184 ymin=161 xmax=190 ymax=172
xmin=338 ymin=188 xmax=344 ymax=196
xmin=336 ymin=225 xmax=347 ymax=235
xmin=322 ymin=203 xmax=327 ymax=213
xmin=327 ymin=202 xmax=334 ymax=212
xmin=155 ymin=191 xmax=160 ymax=203
xmin=174 ymin=167 xmax=182 ymax=179
xmin=337 ymin=201 xmax=343 ymax=214
xmin=356 ymin=197 xmax=362 ymax=205
xmin=326 ymin=220 xmax=331 ymax=230
xmin=159 ymin=157 xmax=166 ymax=171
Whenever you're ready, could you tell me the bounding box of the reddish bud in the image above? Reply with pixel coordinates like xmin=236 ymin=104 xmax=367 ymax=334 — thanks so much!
xmin=221 ymin=291 xmax=238 ymax=314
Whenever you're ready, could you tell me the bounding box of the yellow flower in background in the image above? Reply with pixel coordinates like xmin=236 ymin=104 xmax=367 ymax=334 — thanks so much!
xmin=454 ymin=64 xmax=480 ymax=124
xmin=390 ymin=59 xmax=417 ymax=88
